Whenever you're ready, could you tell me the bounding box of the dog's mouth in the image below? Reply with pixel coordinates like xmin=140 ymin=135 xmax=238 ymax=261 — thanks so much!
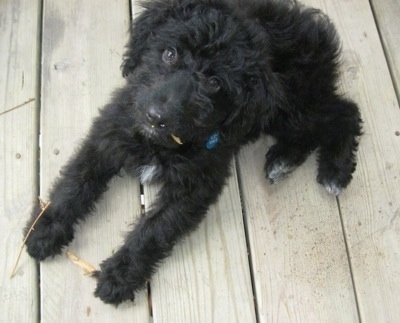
xmin=140 ymin=124 xmax=187 ymax=147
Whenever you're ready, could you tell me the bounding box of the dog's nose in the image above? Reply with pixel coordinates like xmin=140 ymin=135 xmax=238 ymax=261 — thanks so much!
xmin=146 ymin=106 xmax=168 ymax=128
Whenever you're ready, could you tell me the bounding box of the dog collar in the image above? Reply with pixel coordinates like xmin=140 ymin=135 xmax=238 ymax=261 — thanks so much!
xmin=205 ymin=131 xmax=220 ymax=150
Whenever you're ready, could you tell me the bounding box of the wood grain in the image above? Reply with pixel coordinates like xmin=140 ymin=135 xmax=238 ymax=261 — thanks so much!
xmin=303 ymin=0 xmax=400 ymax=321
xmin=39 ymin=0 xmax=149 ymax=321
xmin=370 ymin=0 xmax=400 ymax=98
xmin=144 ymin=165 xmax=257 ymax=323
xmin=238 ymin=138 xmax=359 ymax=322
xmin=0 ymin=0 xmax=40 ymax=321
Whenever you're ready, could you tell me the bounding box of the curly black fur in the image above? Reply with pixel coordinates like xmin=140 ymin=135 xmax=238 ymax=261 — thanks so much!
xmin=24 ymin=0 xmax=362 ymax=305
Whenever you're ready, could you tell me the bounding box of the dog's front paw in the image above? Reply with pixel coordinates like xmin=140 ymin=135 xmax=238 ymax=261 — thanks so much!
xmin=24 ymin=204 xmax=74 ymax=261
xmin=94 ymin=253 xmax=145 ymax=305
xmin=94 ymin=270 xmax=136 ymax=305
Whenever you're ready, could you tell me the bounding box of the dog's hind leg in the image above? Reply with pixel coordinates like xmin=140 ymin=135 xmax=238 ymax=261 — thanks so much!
xmin=316 ymin=98 xmax=362 ymax=195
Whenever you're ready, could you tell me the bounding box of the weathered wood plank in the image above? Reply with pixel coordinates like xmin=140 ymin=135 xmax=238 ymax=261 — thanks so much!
xmin=40 ymin=0 xmax=149 ymax=321
xmin=237 ymin=0 xmax=375 ymax=321
xmin=238 ymin=139 xmax=358 ymax=322
xmin=0 ymin=0 xmax=40 ymax=321
xmin=370 ymin=0 xmax=400 ymax=98
xmin=144 ymin=164 xmax=257 ymax=323
xmin=303 ymin=0 xmax=400 ymax=321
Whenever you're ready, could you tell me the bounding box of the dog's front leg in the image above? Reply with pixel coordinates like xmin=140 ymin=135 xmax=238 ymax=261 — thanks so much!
xmin=24 ymin=104 xmax=130 ymax=260
xmin=94 ymin=173 xmax=227 ymax=305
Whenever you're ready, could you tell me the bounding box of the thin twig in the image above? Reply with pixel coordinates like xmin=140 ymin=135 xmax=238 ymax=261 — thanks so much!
xmin=0 ymin=98 xmax=35 ymax=116
xmin=10 ymin=198 xmax=51 ymax=279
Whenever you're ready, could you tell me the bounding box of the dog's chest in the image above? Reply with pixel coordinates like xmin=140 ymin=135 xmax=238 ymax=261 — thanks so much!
xmin=137 ymin=164 xmax=162 ymax=184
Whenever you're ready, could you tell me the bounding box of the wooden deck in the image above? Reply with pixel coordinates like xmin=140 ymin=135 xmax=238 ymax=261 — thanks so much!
xmin=1 ymin=0 xmax=400 ymax=322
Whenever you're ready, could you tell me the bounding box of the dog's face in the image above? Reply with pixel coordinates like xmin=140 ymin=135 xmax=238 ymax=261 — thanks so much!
xmin=123 ymin=0 xmax=273 ymax=148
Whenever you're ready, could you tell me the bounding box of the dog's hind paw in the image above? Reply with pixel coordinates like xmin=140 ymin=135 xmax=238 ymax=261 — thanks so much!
xmin=266 ymin=159 xmax=295 ymax=184
xmin=317 ymin=165 xmax=352 ymax=195
xmin=323 ymin=181 xmax=343 ymax=196
xmin=265 ymin=143 xmax=311 ymax=184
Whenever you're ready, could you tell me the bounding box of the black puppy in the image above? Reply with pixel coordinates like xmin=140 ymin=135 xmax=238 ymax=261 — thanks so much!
xmin=24 ymin=0 xmax=362 ymax=304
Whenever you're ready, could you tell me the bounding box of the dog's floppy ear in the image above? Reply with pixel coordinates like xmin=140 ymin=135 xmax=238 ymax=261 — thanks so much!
xmin=223 ymin=70 xmax=286 ymax=136
xmin=250 ymin=70 xmax=287 ymax=128
xmin=220 ymin=75 xmax=265 ymax=137
xmin=121 ymin=1 xmax=171 ymax=77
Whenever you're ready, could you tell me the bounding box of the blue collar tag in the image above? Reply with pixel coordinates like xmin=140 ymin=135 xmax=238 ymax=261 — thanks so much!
xmin=205 ymin=131 xmax=220 ymax=150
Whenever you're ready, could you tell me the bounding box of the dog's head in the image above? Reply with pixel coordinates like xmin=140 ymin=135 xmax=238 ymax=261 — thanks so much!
xmin=122 ymin=0 xmax=282 ymax=148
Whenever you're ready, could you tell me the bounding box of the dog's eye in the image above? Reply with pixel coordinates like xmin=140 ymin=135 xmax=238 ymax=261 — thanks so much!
xmin=162 ymin=47 xmax=178 ymax=65
xmin=207 ymin=76 xmax=221 ymax=93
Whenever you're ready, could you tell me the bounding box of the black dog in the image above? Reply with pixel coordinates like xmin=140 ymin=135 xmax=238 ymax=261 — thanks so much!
xmin=24 ymin=0 xmax=362 ymax=305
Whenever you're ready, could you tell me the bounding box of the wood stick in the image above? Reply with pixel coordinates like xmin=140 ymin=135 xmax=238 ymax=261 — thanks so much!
xmin=0 ymin=97 xmax=35 ymax=116
xmin=10 ymin=198 xmax=51 ymax=279
xmin=66 ymin=252 xmax=97 ymax=276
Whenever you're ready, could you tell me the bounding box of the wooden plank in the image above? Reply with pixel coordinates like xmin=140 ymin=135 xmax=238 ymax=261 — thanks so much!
xmin=303 ymin=0 xmax=400 ymax=321
xmin=238 ymin=139 xmax=358 ymax=322
xmin=40 ymin=0 xmax=149 ymax=321
xmin=145 ymin=164 xmax=256 ymax=323
xmin=237 ymin=1 xmax=372 ymax=321
xmin=0 ymin=0 xmax=40 ymax=321
xmin=370 ymin=0 xmax=400 ymax=97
